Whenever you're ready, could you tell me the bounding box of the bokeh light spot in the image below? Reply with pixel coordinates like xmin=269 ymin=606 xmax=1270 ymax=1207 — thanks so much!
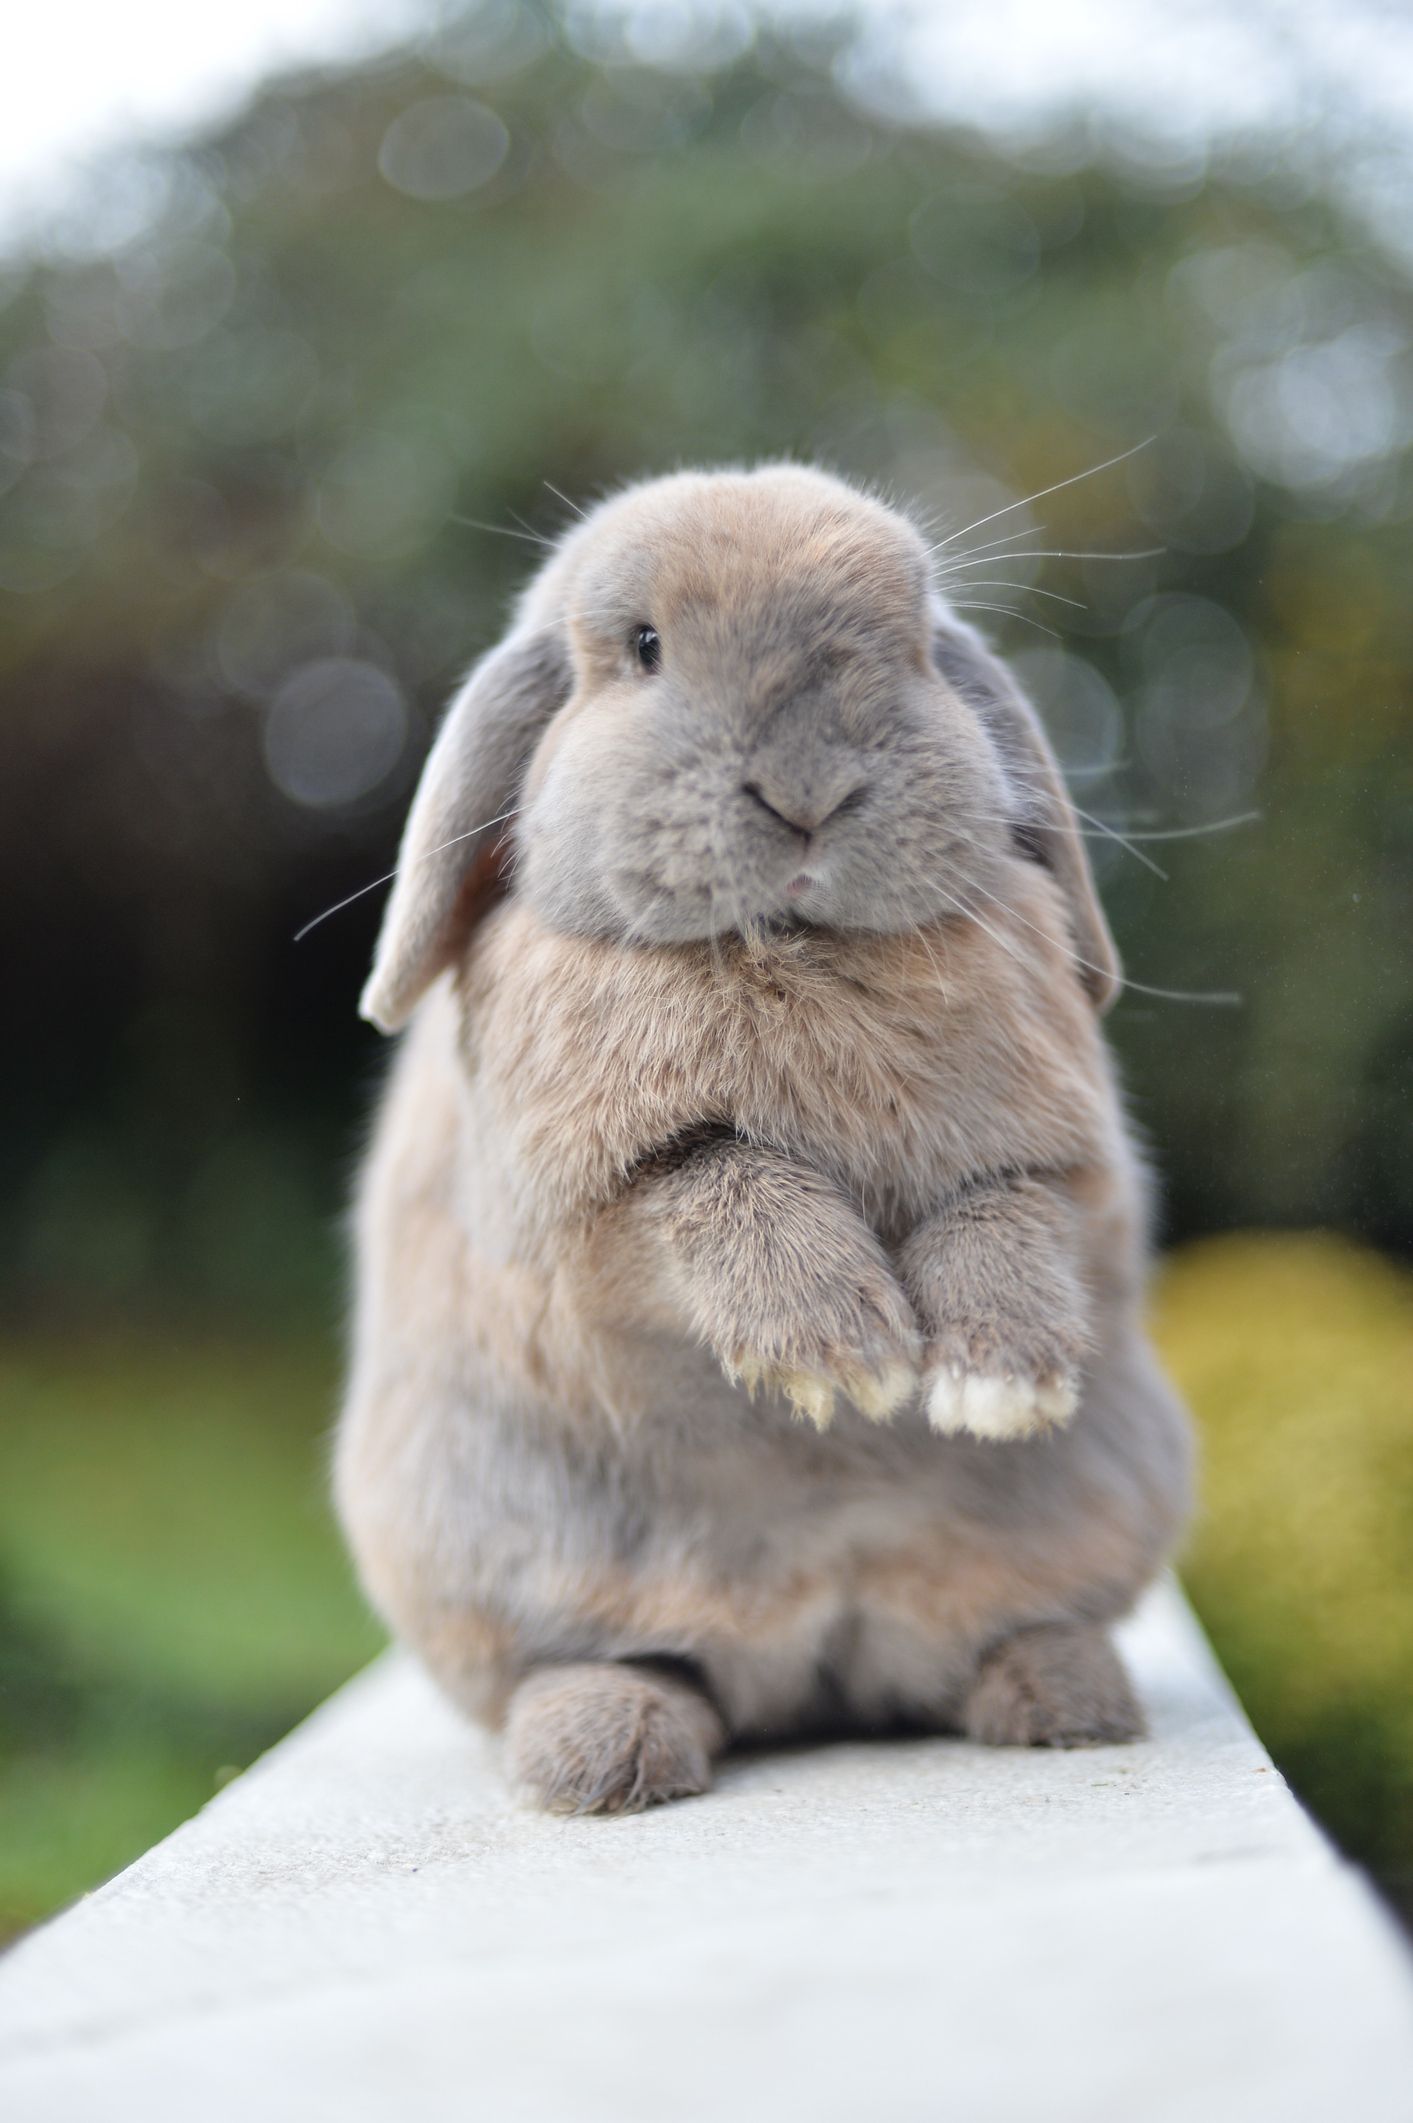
xmin=262 ymin=657 xmax=408 ymax=810
xmin=378 ymin=95 xmax=510 ymax=201
xmin=216 ymin=571 xmax=358 ymax=702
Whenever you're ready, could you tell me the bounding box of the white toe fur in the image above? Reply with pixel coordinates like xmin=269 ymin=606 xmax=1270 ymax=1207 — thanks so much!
xmin=926 ymin=1367 xmax=1077 ymax=1441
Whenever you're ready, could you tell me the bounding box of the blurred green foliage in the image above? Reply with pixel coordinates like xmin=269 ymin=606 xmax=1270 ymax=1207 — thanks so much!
xmin=0 ymin=1334 xmax=381 ymax=1939
xmin=0 ymin=1 xmax=1409 ymax=1328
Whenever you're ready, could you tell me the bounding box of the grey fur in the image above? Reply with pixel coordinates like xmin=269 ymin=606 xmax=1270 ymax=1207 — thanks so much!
xmin=505 ymin=1662 xmax=725 ymax=1814
xmin=362 ymin=624 xmax=572 ymax=1032
xmin=336 ymin=465 xmax=1194 ymax=1812
xmin=963 ymin=1622 xmax=1145 ymax=1747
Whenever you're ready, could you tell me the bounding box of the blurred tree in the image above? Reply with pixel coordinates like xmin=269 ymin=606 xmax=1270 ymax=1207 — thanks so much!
xmin=0 ymin=0 xmax=1409 ymax=1322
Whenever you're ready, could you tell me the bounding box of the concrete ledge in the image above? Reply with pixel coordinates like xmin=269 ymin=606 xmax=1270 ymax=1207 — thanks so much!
xmin=3 ymin=1582 xmax=1412 ymax=2122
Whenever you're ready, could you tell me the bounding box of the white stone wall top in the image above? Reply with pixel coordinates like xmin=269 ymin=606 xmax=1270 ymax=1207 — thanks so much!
xmin=2 ymin=1582 xmax=1411 ymax=2123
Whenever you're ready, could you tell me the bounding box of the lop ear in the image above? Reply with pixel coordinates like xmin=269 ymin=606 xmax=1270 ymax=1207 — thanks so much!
xmin=359 ymin=625 xmax=572 ymax=1032
xmin=933 ymin=611 xmax=1121 ymax=1013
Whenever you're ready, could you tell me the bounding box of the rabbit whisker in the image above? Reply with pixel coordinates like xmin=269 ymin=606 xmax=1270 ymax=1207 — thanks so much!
xmin=948 ymin=601 xmax=1062 ymax=639
xmin=938 ymin=544 xmax=1165 ymax=573
xmin=930 ymin=439 xmax=1156 ymax=553
xmin=946 ymin=805 xmax=1169 ymax=880
xmin=908 ymin=912 xmax=950 ymax=1002
xmin=293 ymin=806 xmax=522 ymax=943
xmin=937 ymin=523 xmax=1052 ymax=563
xmin=1069 ymin=803 xmax=1168 ymax=878
xmin=507 ymin=507 xmax=554 ymax=547
xmin=1065 ymin=759 xmax=1124 ymax=781
xmin=449 ymin=513 xmax=554 ymax=549
xmin=989 ymin=786 xmax=1259 ymax=862
xmin=959 ymin=775 xmax=1175 ymax=878
xmin=543 ymin=479 xmax=588 ymax=520
xmin=1086 ymin=811 xmax=1262 ymax=842
xmin=922 ymin=875 xmax=1037 ymax=983
xmin=945 ymin=579 xmax=1089 ymax=611
xmin=943 ymin=868 xmax=1240 ymax=1006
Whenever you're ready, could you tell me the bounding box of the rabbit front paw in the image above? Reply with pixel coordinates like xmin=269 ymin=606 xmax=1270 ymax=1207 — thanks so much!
xmin=721 ymin=1269 xmax=921 ymax=1430
xmin=728 ymin=1349 xmax=918 ymax=1429
xmin=922 ymin=1321 xmax=1081 ymax=1441
xmin=897 ymin=1180 xmax=1093 ymax=1444
xmin=658 ymin=1142 xmax=923 ymax=1428
xmin=924 ymin=1361 xmax=1078 ymax=1440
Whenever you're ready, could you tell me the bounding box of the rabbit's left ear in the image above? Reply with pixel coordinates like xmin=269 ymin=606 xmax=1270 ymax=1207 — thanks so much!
xmin=933 ymin=611 xmax=1122 ymax=1013
xmin=360 ymin=624 xmax=572 ymax=1033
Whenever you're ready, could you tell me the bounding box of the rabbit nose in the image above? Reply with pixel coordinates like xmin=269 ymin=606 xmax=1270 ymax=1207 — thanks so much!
xmin=741 ymin=781 xmax=863 ymax=837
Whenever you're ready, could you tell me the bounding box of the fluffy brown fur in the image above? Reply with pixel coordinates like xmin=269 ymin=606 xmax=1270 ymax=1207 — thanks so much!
xmin=335 ymin=465 xmax=1193 ymax=1811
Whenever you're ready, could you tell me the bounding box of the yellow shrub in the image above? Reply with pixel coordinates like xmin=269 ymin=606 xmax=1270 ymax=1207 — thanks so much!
xmin=1154 ymin=1232 xmax=1413 ymax=1895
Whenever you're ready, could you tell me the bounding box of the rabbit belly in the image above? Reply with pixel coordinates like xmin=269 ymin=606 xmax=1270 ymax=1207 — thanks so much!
xmin=387 ymin=1330 xmax=1187 ymax=1743
xmin=604 ymin=1439 xmax=1175 ymax=1738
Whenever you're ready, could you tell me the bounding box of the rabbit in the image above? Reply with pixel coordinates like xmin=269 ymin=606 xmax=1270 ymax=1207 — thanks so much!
xmin=333 ymin=463 xmax=1193 ymax=1815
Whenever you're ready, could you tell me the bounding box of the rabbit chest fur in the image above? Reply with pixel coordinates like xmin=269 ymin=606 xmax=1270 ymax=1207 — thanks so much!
xmin=465 ymin=870 xmax=1108 ymax=1238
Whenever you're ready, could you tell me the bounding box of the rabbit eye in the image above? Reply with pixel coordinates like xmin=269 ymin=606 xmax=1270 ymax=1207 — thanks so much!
xmin=633 ymin=624 xmax=661 ymax=673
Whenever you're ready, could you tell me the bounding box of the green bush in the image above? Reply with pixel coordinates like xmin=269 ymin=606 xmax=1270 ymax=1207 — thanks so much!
xmin=0 ymin=1335 xmax=381 ymax=1939
xmin=1156 ymin=1232 xmax=1413 ymax=1914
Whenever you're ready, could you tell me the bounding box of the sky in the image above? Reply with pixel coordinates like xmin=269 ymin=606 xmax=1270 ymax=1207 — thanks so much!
xmin=0 ymin=0 xmax=415 ymax=239
xmin=4 ymin=0 xmax=1413 ymax=255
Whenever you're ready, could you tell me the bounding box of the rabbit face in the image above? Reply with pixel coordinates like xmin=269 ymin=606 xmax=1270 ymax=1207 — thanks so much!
xmin=360 ymin=463 xmax=1119 ymax=1033
xmin=516 ymin=468 xmax=1015 ymax=944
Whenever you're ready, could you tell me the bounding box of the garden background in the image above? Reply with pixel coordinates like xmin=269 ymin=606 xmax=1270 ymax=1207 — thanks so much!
xmin=1 ymin=0 xmax=1410 ymax=1938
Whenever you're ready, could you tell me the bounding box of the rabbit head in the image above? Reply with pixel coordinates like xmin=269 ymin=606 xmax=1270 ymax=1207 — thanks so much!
xmin=361 ymin=464 xmax=1119 ymax=1031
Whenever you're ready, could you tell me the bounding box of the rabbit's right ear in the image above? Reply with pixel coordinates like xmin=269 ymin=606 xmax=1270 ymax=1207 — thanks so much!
xmin=360 ymin=625 xmax=572 ymax=1033
xmin=933 ymin=610 xmax=1122 ymax=1013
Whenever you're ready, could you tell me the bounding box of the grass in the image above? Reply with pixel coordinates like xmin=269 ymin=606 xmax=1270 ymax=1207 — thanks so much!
xmin=0 ymin=1335 xmax=382 ymax=1940
xmin=1 ymin=1229 xmax=1410 ymax=1940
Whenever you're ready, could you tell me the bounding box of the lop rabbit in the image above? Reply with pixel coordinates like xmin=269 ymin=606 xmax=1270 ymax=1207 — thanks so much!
xmin=335 ymin=465 xmax=1193 ymax=1813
